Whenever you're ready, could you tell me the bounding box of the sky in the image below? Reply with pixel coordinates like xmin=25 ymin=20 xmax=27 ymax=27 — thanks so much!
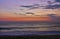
xmin=0 ymin=0 xmax=54 ymax=12
xmin=0 ymin=0 xmax=60 ymax=21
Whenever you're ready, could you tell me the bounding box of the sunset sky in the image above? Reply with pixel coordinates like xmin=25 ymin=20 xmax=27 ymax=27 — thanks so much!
xmin=0 ymin=0 xmax=60 ymax=21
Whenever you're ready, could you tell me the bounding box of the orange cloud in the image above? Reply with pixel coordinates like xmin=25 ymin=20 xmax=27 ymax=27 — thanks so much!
xmin=0 ymin=17 xmax=52 ymax=22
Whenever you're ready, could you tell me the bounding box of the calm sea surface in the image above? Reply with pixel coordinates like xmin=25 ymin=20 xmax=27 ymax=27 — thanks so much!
xmin=0 ymin=21 xmax=60 ymax=35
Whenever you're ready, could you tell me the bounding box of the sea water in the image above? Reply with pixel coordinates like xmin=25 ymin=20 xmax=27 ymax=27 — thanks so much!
xmin=0 ymin=21 xmax=60 ymax=35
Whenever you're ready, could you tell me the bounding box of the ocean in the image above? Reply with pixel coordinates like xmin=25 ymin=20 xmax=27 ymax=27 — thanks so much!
xmin=0 ymin=21 xmax=60 ymax=36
